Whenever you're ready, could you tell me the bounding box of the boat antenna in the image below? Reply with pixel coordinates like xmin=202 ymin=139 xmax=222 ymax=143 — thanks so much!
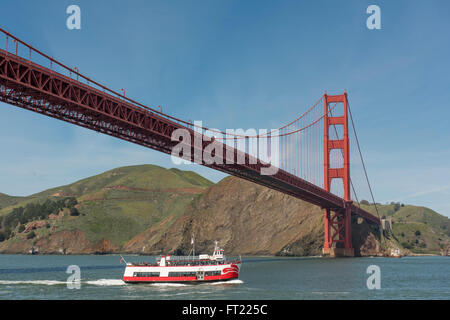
xmin=119 ymin=255 xmax=127 ymax=264
xmin=191 ymin=234 xmax=195 ymax=257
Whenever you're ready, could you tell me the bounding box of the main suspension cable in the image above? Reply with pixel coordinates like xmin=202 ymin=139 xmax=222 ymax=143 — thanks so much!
xmin=347 ymin=101 xmax=380 ymax=219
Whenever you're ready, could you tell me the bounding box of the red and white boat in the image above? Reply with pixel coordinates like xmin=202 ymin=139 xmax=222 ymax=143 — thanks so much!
xmin=122 ymin=241 xmax=241 ymax=284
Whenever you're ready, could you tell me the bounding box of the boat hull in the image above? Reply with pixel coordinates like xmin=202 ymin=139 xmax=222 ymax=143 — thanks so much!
xmin=123 ymin=272 xmax=239 ymax=284
xmin=122 ymin=261 xmax=241 ymax=284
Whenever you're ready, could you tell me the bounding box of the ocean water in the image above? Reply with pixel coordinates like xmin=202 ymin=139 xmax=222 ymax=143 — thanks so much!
xmin=0 ymin=255 xmax=448 ymax=300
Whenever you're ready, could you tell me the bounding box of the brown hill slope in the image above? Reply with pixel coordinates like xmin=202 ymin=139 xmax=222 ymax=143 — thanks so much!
xmin=123 ymin=176 xmax=382 ymax=256
xmin=3 ymin=165 xmax=431 ymax=256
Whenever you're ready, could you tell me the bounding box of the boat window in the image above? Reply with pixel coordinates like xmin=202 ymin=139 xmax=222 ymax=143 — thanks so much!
xmin=168 ymin=272 xmax=197 ymax=277
xmin=133 ymin=272 xmax=160 ymax=277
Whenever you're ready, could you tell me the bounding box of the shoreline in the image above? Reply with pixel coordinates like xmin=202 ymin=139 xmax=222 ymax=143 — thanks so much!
xmin=0 ymin=252 xmax=446 ymax=257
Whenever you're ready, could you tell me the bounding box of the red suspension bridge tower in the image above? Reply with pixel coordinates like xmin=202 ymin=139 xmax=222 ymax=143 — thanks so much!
xmin=0 ymin=28 xmax=381 ymax=258
xmin=323 ymin=92 xmax=354 ymax=256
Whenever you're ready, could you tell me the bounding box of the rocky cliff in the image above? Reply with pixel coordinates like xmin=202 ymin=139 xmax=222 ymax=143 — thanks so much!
xmin=122 ymin=176 xmax=385 ymax=256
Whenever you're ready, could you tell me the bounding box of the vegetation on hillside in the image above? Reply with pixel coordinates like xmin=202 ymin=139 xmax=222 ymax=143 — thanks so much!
xmin=0 ymin=197 xmax=78 ymax=242
xmin=0 ymin=165 xmax=213 ymax=251
xmin=0 ymin=165 xmax=448 ymax=255
xmin=0 ymin=193 xmax=25 ymax=211
xmin=359 ymin=200 xmax=450 ymax=254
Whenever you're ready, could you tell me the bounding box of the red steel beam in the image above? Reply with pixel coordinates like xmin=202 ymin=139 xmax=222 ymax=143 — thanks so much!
xmin=0 ymin=48 xmax=380 ymax=225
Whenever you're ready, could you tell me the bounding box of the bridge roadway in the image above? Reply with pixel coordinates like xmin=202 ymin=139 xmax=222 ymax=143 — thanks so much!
xmin=0 ymin=48 xmax=380 ymax=225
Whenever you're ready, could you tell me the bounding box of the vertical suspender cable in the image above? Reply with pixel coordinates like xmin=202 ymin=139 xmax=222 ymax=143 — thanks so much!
xmin=347 ymin=102 xmax=380 ymax=219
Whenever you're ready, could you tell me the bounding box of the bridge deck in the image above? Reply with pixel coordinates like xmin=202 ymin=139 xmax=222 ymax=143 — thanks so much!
xmin=0 ymin=48 xmax=380 ymax=225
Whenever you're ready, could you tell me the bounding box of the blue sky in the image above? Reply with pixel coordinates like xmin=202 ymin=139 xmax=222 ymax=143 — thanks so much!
xmin=0 ymin=0 xmax=449 ymax=217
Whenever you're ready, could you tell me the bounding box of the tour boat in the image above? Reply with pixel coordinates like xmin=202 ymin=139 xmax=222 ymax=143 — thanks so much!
xmin=122 ymin=241 xmax=241 ymax=284
xmin=390 ymin=248 xmax=402 ymax=258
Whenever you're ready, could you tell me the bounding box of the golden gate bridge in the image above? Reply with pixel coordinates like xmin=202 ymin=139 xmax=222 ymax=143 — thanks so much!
xmin=0 ymin=28 xmax=380 ymax=257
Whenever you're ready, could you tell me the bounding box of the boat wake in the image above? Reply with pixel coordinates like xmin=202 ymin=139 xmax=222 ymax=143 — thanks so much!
xmin=0 ymin=280 xmax=66 ymax=286
xmin=0 ymin=279 xmax=126 ymax=286
xmin=149 ymin=283 xmax=189 ymax=287
xmin=201 ymin=279 xmax=244 ymax=285
xmin=0 ymin=278 xmax=243 ymax=287
xmin=85 ymin=279 xmax=126 ymax=286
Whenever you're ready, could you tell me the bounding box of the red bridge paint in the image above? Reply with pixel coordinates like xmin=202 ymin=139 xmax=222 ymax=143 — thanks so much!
xmin=323 ymin=93 xmax=352 ymax=255
xmin=123 ymin=272 xmax=239 ymax=284
xmin=0 ymin=28 xmax=380 ymax=256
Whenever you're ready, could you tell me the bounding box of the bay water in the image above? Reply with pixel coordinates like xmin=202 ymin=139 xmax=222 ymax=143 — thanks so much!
xmin=0 ymin=255 xmax=448 ymax=300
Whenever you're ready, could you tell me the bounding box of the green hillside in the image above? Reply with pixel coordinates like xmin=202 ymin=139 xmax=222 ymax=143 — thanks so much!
xmin=0 ymin=193 xmax=25 ymax=210
xmin=0 ymin=164 xmax=448 ymax=256
xmin=0 ymin=165 xmax=213 ymax=252
xmin=360 ymin=202 xmax=450 ymax=254
xmin=0 ymin=165 xmax=212 ymax=214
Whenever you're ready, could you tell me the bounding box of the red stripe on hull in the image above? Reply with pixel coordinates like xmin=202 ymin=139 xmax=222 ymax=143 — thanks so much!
xmin=123 ymin=272 xmax=239 ymax=284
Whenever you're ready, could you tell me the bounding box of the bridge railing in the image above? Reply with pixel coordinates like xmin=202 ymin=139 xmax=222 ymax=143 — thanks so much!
xmin=0 ymin=28 xmax=380 ymax=226
xmin=0 ymin=27 xmax=192 ymax=129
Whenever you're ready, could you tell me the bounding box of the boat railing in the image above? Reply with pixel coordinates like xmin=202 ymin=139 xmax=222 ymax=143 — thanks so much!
xmin=129 ymin=257 xmax=241 ymax=267
xmin=130 ymin=262 xmax=159 ymax=266
xmin=166 ymin=256 xmax=241 ymax=264
xmin=163 ymin=255 xmax=204 ymax=261
xmin=224 ymin=257 xmax=242 ymax=263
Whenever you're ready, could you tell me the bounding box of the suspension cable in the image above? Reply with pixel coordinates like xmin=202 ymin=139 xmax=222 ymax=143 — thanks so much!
xmin=347 ymin=101 xmax=380 ymax=219
xmin=195 ymin=96 xmax=325 ymax=139
xmin=0 ymin=27 xmax=323 ymax=140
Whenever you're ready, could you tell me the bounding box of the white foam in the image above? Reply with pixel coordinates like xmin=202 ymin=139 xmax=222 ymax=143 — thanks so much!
xmin=0 ymin=279 xmax=126 ymax=286
xmin=150 ymin=283 xmax=189 ymax=287
xmin=85 ymin=279 xmax=126 ymax=286
xmin=0 ymin=278 xmax=244 ymax=287
xmin=0 ymin=280 xmax=66 ymax=286
xmin=203 ymin=279 xmax=244 ymax=285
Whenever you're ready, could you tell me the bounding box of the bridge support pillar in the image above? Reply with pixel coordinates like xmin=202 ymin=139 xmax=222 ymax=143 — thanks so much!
xmin=323 ymin=208 xmax=331 ymax=255
xmin=322 ymin=92 xmax=354 ymax=257
xmin=328 ymin=247 xmax=355 ymax=257
xmin=322 ymin=206 xmax=354 ymax=257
